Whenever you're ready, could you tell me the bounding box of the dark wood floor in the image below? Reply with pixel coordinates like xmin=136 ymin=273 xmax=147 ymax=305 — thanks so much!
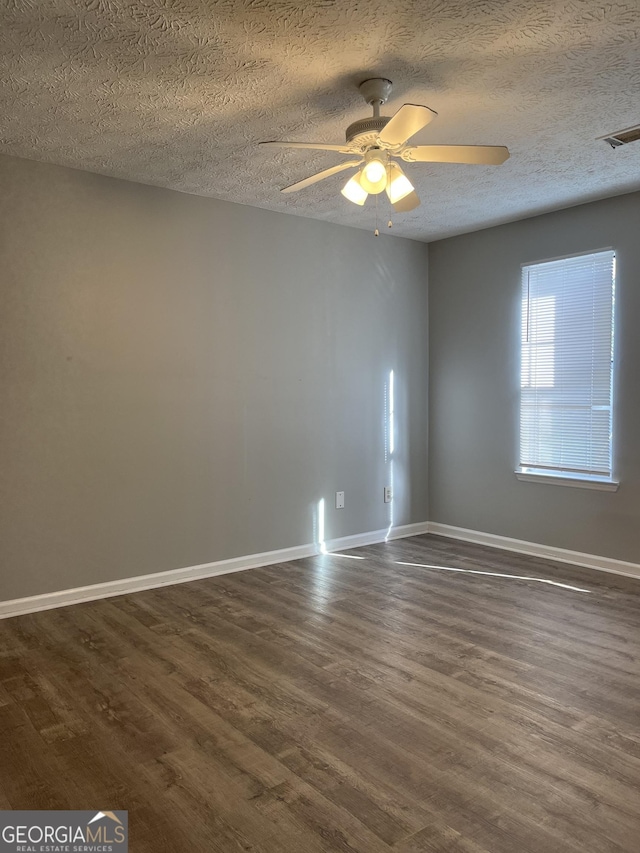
xmin=1 ymin=534 xmax=639 ymax=852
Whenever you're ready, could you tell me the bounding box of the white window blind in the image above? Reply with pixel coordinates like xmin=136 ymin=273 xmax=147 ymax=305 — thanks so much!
xmin=519 ymin=250 xmax=615 ymax=480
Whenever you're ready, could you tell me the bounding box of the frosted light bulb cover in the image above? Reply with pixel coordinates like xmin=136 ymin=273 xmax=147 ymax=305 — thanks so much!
xmin=363 ymin=159 xmax=386 ymax=183
xmin=341 ymin=173 xmax=368 ymax=205
xmin=359 ymin=161 xmax=387 ymax=194
xmin=386 ymin=164 xmax=415 ymax=203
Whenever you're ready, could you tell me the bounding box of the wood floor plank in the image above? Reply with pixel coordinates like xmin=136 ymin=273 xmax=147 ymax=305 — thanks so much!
xmin=0 ymin=534 xmax=639 ymax=852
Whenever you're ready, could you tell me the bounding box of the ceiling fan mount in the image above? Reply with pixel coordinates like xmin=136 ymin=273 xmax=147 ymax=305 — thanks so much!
xmin=357 ymin=77 xmax=393 ymax=107
xmin=260 ymin=77 xmax=510 ymax=213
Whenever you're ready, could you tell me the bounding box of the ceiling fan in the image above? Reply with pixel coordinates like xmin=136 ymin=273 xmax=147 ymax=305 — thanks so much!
xmin=260 ymin=78 xmax=510 ymax=212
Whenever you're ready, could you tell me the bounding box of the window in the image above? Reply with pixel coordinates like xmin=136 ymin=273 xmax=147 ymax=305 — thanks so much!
xmin=517 ymin=250 xmax=617 ymax=490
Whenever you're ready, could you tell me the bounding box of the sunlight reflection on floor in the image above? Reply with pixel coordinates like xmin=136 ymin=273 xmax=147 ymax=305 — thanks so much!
xmin=394 ymin=561 xmax=592 ymax=593
xmin=326 ymin=552 xmax=366 ymax=560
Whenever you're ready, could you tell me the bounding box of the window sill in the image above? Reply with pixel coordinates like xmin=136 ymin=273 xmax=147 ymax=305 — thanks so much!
xmin=515 ymin=469 xmax=619 ymax=492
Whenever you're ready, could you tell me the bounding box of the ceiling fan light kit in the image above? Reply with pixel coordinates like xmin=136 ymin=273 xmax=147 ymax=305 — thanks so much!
xmin=260 ymin=78 xmax=509 ymax=216
xmin=360 ymin=150 xmax=388 ymax=193
xmin=385 ymin=162 xmax=415 ymax=204
xmin=341 ymin=172 xmax=368 ymax=205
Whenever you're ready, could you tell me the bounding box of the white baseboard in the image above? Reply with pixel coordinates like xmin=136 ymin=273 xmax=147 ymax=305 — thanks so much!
xmin=427 ymin=522 xmax=640 ymax=581
xmin=324 ymin=521 xmax=430 ymax=552
xmin=0 ymin=521 xmax=430 ymax=620
xmin=3 ymin=519 xmax=635 ymax=620
xmin=387 ymin=521 xmax=431 ymax=540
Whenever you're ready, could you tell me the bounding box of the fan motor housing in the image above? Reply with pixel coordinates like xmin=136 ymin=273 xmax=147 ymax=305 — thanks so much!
xmin=345 ymin=116 xmax=390 ymax=145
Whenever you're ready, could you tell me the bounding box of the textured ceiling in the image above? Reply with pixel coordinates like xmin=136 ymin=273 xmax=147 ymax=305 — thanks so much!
xmin=1 ymin=0 xmax=639 ymax=241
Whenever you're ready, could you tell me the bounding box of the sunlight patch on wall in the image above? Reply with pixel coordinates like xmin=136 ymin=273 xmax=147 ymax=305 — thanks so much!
xmin=385 ymin=369 xmax=395 ymax=541
xmin=317 ymin=497 xmax=327 ymax=554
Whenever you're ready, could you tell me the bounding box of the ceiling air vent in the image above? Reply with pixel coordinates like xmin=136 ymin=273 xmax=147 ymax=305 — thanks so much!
xmin=600 ymin=124 xmax=640 ymax=149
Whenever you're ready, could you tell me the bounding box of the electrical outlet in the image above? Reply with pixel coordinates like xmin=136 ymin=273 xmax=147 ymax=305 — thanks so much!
xmin=384 ymin=486 xmax=393 ymax=503
xmin=335 ymin=491 xmax=345 ymax=509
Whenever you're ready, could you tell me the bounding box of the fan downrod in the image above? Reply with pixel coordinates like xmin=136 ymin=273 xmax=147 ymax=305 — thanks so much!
xmin=346 ymin=78 xmax=393 ymax=145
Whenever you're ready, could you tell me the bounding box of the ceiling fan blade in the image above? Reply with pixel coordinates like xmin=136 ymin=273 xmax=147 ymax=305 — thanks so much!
xmin=260 ymin=141 xmax=353 ymax=154
xmin=402 ymin=144 xmax=510 ymax=165
xmin=392 ymin=190 xmax=420 ymax=213
xmin=378 ymin=104 xmax=437 ymax=146
xmin=281 ymin=160 xmax=362 ymax=193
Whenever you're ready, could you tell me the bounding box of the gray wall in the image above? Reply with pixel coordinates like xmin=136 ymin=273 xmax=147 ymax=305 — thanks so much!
xmin=0 ymin=155 xmax=429 ymax=601
xmin=429 ymin=191 xmax=640 ymax=563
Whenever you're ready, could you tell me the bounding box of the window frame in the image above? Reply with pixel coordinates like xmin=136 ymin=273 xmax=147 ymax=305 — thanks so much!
xmin=514 ymin=248 xmax=619 ymax=492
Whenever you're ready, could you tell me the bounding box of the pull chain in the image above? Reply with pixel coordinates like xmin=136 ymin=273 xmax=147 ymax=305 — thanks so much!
xmin=373 ymin=162 xmax=394 ymax=235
